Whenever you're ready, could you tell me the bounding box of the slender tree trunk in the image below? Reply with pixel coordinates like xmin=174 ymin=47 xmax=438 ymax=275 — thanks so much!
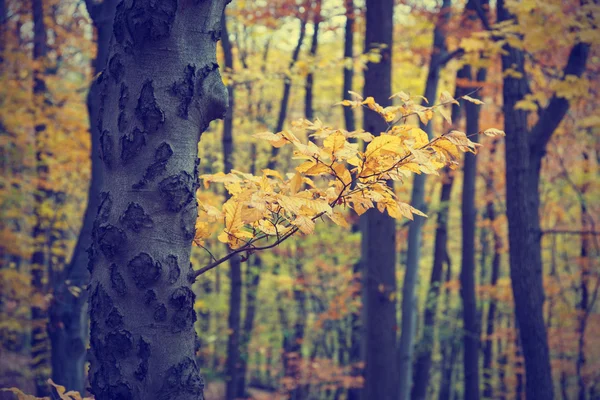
xmin=236 ymin=86 xmax=264 ymax=399
xmin=236 ymin=257 xmax=261 ymax=398
xmin=361 ymin=1 xmax=396 ymax=399
xmin=482 ymin=141 xmax=501 ymax=399
xmin=498 ymin=0 xmax=590 ymax=397
xmin=576 ymin=152 xmax=591 ymax=400
xmin=304 ymin=1 xmax=320 ymax=121
xmin=268 ymin=16 xmax=307 ymax=169
xmin=342 ymin=3 xmax=362 ymax=400
xmin=0 ymin=0 xmax=5 ymax=68
xmin=460 ymin=66 xmax=486 ymax=400
xmin=30 ymin=0 xmax=51 ymax=395
xmin=411 ymin=169 xmax=454 ymax=400
xmin=398 ymin=2 xmax=450 ymax=398
xmin=47 ymin=1 xmax=118 ymax=393
xmin=87 ymin=1 xmax=229 ymax=399
xmin=514 ymin=321 xmax=524 ymax=399
xmin=221 ymin=13 xmax=243 ymax=400
xmin=438 ymin=254 xmax=455 ymax=400
xmin=412 ymin=72 xmax=465 ymax=400
xmin=342 ymin=0 xmax=355 ymax=134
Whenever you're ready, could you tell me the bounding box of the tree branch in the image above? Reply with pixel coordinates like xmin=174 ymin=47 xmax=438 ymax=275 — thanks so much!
xmin=529 ymin=41 xmax=591 ymax=159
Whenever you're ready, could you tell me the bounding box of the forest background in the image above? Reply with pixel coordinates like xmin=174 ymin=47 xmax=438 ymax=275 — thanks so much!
xmin=0 ymin=0 xmax=599 ymax=399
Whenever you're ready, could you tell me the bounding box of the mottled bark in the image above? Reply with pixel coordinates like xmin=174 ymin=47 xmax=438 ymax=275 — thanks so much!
xmin=498 ymin=0 xmax=590 ymax=397
xmin=398 ymin=2 xmax=451 ymax=398
xmin=87 ymin=1 xmax=229 ymax=399
xmin=361 ymin=1 xmax=396 ymax=400
xmin=48 ymin=1 xmax=119 ymax=393
xmin=30 ymin=0 xmax=51 ymax=395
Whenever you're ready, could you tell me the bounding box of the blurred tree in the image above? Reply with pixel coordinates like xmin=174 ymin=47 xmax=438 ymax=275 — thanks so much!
xmin=360 ymin=0 xmax=397 ymax=399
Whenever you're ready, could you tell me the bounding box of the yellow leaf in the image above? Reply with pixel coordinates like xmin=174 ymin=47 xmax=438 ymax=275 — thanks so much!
xmin=289 ymin=172 xmax=303 ymax=194
xmin=253 ymin=131 xmax=288 ymax=148
xmin=348 ymin=90 xmax=363 ymax=100
xmin=327 ymin=211 xmax=349 ymax=228
xmin=332 ymin=162 xmax=352 ymax=185
xmin=439 ymin=91 xmax=459 ymax=105
xmin=462 ymin=95 xmax=484 ymax=105
xmin=262 ymin=169 xmax=283 ymax=180
xmin=292 ymin=214 xmax=315 ymax=234
xmin=482 ymin=128 xmax=506 ymax=137
xmin=417 ymin=109 xmax=434 ymax=125
xmin=365 ymin=135 xmax=403 ymax=157
xmin=390 ymin=91 xmax=411 ymax=102
xmin=324 ymin=131 xmax=347 ymax=156
xmin=438 ymin=106 xmax=452 ymax=124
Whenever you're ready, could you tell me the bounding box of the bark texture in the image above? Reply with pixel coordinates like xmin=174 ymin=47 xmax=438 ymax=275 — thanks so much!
xmin=48 ymin=1 xmax=119 ymax=393
xmin=360 ymin=1 xmax=396 ymax=399
xmin=88 ymin=1 xmax=229 ymax=399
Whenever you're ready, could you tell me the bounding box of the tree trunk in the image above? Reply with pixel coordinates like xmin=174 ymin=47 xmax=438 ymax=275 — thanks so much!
xmin=304 ymin=1 xmax=320 ymax=122
xmin=268 ymin=16 xmax=307 ymax=169
xmin=0 ymin=0 xmax=5 ymax=67
xmin=398 ymin=2 xmax=450 ymax=397
xmin=411 ymin=169 xmax=454 ymax=400
xmin=361 ymin=1 xmax=396 ymax=400
xmin=498 ymin=0 xmax=590 ymax=397
xmin=482 ymin=141 xmax=501 ymax=399
xmin=48 ymin=1 xmax=118 ymax=393
xmin=460 ymin=66 xmax=486 ymax=400
xmin=87 ymin=1 xmax=229 ymax=398
xmin=221 ymin=12 xmax=243 ymax=400
xmin=30 ymin=0 xmax=51 ymax=395
xmin=236 ymin=257 xmax=261 ymax=398
xmin=576 ymin=152 xmax=591 ymax=400
xmin=236 ymin=107 xmax=263 ymax=399
xmin=438 ymin=253 xmax=456 ymax=400
xmin=342 ymin=3 xmax=361 ymax=400
xmin=341 ymin=0 xmax=355 ymax=134
xmin=412 ymin=70 xmax=465 ymax=400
